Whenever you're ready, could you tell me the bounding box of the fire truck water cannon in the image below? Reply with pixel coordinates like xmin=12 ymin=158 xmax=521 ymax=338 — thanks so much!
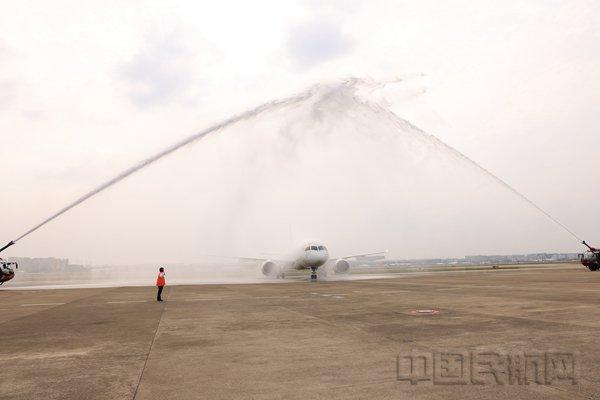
xmin=0 ymin=241 xmax=17 ymax=285
xmin=579 ymin=241 xmax=600 ymax=271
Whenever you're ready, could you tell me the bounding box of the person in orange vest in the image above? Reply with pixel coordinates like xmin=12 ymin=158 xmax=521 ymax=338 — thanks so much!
xmin=156 ymin=267 xmax=166 ymax=301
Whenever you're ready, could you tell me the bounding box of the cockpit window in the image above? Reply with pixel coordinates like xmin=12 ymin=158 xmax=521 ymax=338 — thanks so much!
xmin=317 ymin=246 xmax=324 ymax=250
xmin=305 ymin=246 xmax=311 ymax=251
xmin=311 ymin=246 xmax=318 ymax=251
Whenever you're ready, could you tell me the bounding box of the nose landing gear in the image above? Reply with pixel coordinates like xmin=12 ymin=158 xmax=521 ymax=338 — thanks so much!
xmin=310 ymin=267 xmax=318 ymax=281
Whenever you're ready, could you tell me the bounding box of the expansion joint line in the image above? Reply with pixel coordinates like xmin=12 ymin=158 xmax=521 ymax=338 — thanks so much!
xmin=132 ymin=287 xmax=169 ymax=400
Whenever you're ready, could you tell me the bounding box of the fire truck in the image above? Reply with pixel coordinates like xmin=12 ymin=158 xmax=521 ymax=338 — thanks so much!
xmin=0 ymin=259 xmax=17 ymax=285
xmin=579 ymin=241 xmax=600 ymax=271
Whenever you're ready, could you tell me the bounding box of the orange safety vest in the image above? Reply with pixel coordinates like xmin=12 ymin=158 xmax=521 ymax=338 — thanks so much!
xmin=156 ymin=272 xmax=166 ymax=287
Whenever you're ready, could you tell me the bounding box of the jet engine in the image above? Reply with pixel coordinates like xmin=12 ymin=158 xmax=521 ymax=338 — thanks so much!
xmin=261 ymin=260 xmax=284 ymax=278
xmin=333 ymin=259 xmax=350 ymax=274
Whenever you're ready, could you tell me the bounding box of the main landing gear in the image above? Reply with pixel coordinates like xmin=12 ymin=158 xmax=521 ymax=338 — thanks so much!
xmin=310 ymin=267 xmax=318 ymax=281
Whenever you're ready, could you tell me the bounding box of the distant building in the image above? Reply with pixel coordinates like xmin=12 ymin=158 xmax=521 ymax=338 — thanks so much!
xmin=371 ymin=252 xmax=579 ymax=268
xmin=6 ymin=257 xmax=86 ymax=272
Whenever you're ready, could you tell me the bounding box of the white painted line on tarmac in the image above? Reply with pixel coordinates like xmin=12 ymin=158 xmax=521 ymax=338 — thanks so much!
xmin=20 ymin=302 xmax=65 ymax=307
xmin=309 ymin=293 xmax=346 ymax=299
xmin=255 ymin=296 xmax=290 ymax=299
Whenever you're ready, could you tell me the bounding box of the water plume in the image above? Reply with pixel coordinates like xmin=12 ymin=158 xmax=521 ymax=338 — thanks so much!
xmin=5 ymin=77 xmax=581 ymax=269
xmin=10 ymin=90 xmax=313 ymax=244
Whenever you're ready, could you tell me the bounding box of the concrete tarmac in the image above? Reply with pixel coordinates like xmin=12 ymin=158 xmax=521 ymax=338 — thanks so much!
xmin=1 ymin=264 xmax=599 ymax=399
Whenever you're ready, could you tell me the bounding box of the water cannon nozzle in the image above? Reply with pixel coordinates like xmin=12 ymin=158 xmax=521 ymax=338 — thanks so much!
xmin=0 ymin=241 xmax=15 ymax=254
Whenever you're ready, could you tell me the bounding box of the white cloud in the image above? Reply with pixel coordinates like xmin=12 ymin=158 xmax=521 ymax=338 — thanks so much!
xmin=0 ymin=42 xmax=19 ymax=111
xmin=0 ymin=80 xmax=17 ymax=110
xmin=118 ymin=31 xmax=200 ymax=108
xmin=287 ymin=20 xmax=354 ymax=68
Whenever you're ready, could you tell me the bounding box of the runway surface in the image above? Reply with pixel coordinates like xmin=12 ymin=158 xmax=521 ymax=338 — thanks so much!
xmin=1 ymin=264 xmax=598 ymax=399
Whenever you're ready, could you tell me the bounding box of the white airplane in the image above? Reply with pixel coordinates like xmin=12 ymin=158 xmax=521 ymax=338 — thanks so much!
xmin=227 ymin=241 xmax=387 ymax=280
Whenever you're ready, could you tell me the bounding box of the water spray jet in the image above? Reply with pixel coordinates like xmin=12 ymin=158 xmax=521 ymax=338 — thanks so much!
xmin=0 ymin=78 xmax=586 ymax=258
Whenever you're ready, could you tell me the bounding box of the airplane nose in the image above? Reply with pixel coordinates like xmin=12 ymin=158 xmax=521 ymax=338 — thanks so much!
xmin=305 ymin=251 xmax=327 ymax=267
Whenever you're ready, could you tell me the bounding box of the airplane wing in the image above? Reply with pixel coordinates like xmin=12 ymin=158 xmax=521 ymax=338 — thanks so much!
xmin=325 ymin=250 xmax=388 ymax=270
xmin=336 ymin=250 xmax=388 ymax=260
xmin=205 ymin=254 xmax=266 ymax=262
xmin=320 ymin=250 xmax=388 ymax=276
xmin=204 ymin=254 xmax=291 ymax=264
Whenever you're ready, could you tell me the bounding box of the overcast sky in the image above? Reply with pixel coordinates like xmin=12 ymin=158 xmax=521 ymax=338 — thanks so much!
xmin=1 ymin=0 xmax=599 ymax=263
